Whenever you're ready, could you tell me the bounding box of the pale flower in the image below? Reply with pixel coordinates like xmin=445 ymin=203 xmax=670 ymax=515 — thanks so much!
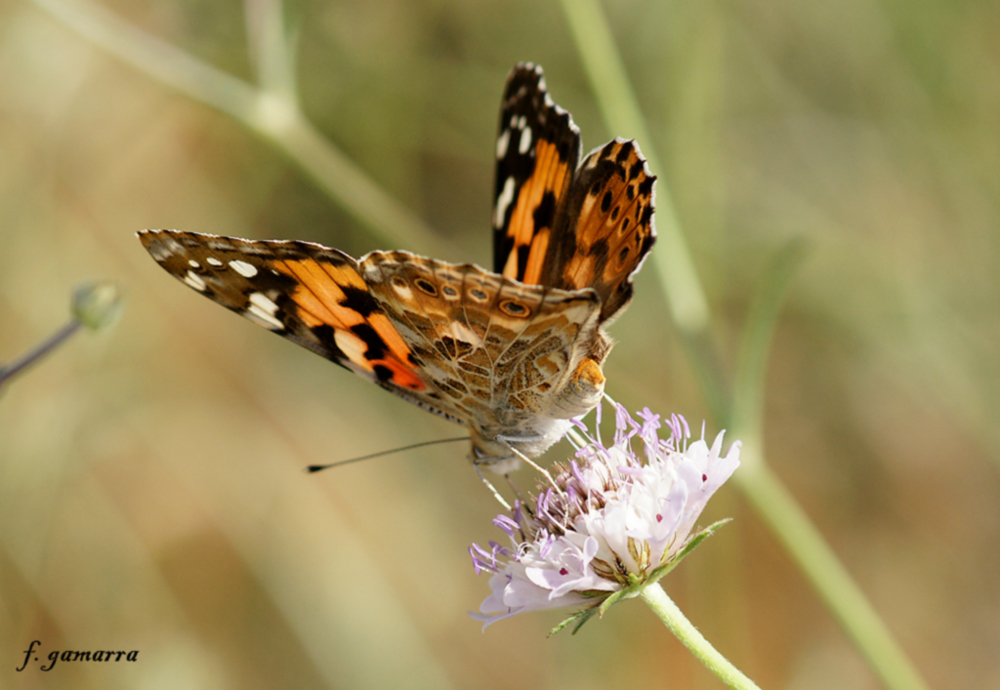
xmin=470 ymin=404 xmax=740 ymax=630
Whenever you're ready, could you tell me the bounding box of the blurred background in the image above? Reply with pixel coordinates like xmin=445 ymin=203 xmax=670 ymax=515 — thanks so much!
xmin=2 ymin=0 xmax=999 ymax=688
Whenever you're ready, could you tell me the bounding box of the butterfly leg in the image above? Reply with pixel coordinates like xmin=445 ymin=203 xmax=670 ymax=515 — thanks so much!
xmin=498 ymin=439 xmax=563 ymax=498
xmin=504 ymin=473 xmax=526 ymax=506
xmin=474 ymin=462 xmax=512 ymax=510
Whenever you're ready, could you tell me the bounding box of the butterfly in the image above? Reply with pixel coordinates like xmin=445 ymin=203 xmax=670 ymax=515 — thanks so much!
xmin=139 ymin=63 xmax=656 ymax=474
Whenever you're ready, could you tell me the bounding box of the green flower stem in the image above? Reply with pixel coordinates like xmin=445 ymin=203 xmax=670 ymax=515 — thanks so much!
xmin=0 ymin=321 xmax=81 ymax=387
xmin=559 ymin=3 xmax=930 ymax=689
xmin=735 ymin=456 xmax=930 ymax=690
xmin=28 ymin=0 xmax=453 ymax=260
xmin=639 ymin=582 xmax=761 ymax=690
xmin=244 ymin=0 xmax=298 ymax=102
xmin=558 ymin=0 xmax=710 ymax=335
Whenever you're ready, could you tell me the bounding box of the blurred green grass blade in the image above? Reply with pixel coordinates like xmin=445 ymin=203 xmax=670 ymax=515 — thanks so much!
xmin=731 ymin=238 xmax=809 ymax=450
xmin=29 ymin=0 xmax=260 ymax=122
xmin=245 ymin=0 xmax=299 ymax=103
xmin=729 ymin=240 xmax=929 ymax=690
xmin=559 ymin=0 xmax=710 ymax=335
xmin=737 ymin=459 xmax=931 ymax=690
xmin=560 ymin=3 xmax=931 ymax=689
xmin=28 ymin=0 xmax=452 ymax=257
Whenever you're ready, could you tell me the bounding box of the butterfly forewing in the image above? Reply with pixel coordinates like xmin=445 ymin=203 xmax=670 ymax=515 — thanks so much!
xmin=493 ymin=63 xmax=581 ymax=284
xmin=137 ymin=230 xmax=432 ymax=396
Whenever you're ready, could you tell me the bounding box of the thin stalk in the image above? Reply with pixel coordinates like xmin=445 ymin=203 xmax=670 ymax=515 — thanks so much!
xmin=559 ymin=2 xmax=931 ymax=689
xmin=558 ymin=0 xmax=710 ymax=335
xmin=0 ymin=321 xmax=81 ymax=387
xmin=28 ymin=0 xmax=452 ymax=258
xmin=244 ymin=0 xmax=298 ymax=102
xmin=735 ymin=458 xmax=930 ymax=690
xmin=639 ymin=582 xmax=761 ymax=690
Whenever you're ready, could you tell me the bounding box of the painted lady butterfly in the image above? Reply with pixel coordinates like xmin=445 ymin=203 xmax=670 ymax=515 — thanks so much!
xmin=139 ymin=63 xmax=656 ymax=473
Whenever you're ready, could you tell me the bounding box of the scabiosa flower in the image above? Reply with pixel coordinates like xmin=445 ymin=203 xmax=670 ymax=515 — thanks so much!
xmin=469 ymin=403 xmax=741 ymax=632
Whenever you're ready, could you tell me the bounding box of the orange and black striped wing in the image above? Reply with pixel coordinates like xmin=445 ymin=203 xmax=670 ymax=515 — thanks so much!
xmin=542 ymin=138 xmax=657 ymax=322
xmin=137 ymin=230 xmax=463 ymax=422
xmin=492 ymin=63 xmax=581 ymax=285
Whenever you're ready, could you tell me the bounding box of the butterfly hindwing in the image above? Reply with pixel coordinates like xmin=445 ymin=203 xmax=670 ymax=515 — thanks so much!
xmin=359 ymin=251 xmax=602 ymax=425
xmin=493 ymin=63 xmax=581 ymax=285
xmin=543 ymin=138 xmax=657 ymax=322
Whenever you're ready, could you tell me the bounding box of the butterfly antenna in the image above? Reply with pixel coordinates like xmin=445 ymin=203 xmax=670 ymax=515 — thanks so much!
xmin=306 ymin=437 xmax=467 ymax=473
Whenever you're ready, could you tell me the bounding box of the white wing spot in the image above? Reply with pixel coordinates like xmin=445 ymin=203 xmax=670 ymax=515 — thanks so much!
xmin=494 ymin=176 xmax=516 ymax=229
xmin=518 ymin=127 xmax=533 ymax=154
xmin=334 ymin=330 xmax=370 ymax=368
xmin=188 ymin=259 xmax=201 ymax=269
xmin=392 ymin=281 xmax=413 ymax=301
xmin=496 ymin=128 xmax=510 ymax=159
xmin=446 ymin=321 xmax=482 ymax=348
xmin=183 ymin=271 xmax=207 ymax=291
xmin=516 ymin=115 xmax=526 ymax=129
xmin=245 ymin=292 xmax=283 ymax=330
xmin=206 ymin=257 xmax=223 ymax=267
xmin=229 ymin=260 xmax=258 ymax=278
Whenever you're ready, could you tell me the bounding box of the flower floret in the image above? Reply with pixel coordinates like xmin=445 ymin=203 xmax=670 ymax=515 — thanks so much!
xmin=470 ymin=403 xmax=740 ymax=629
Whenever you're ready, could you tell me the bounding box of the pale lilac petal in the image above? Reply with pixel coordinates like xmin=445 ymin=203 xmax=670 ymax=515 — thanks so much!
xmin=470 ymin=404 xmax=739 ymax=629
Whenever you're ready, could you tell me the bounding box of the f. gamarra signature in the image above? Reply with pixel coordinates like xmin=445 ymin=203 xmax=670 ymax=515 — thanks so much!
xmin=16 ymin=640 xmax=138 ymax=671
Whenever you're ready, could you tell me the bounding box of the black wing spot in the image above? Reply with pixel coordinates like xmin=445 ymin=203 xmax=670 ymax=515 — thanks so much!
xmin=351 ymin=323 xmax=387 ymax=361
xmin=533 ymin=190 xmax=557 ymax=229
xmin=601 ymin=190 xmax=613 ymax=213
xmin=516 ymin=244 xmax=531 ymax=279
xmin=414 ymin=277 xmax=438 ymax=296
xmin=640 ymin=204 xmax=654 ymax=227
xmin=499 ymin=300 xmax=530 ymax=317
xmin=372 ymin=364 xmax=394 ymax=383
xmin=338 ymin=284 xmax=379 ymax=317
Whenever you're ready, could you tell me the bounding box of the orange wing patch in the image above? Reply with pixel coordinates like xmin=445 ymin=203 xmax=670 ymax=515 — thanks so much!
xmin=500 ymin=138 xmax=573 ymax=283
xmin=274 ymin=258 xmax=426 ymax=392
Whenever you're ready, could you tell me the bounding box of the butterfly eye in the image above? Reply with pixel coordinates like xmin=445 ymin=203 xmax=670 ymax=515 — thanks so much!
xmin=499 ymin=300 xmax=529 ymax=317
xmin=414 ymin=278 xmax=438 ymax=296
